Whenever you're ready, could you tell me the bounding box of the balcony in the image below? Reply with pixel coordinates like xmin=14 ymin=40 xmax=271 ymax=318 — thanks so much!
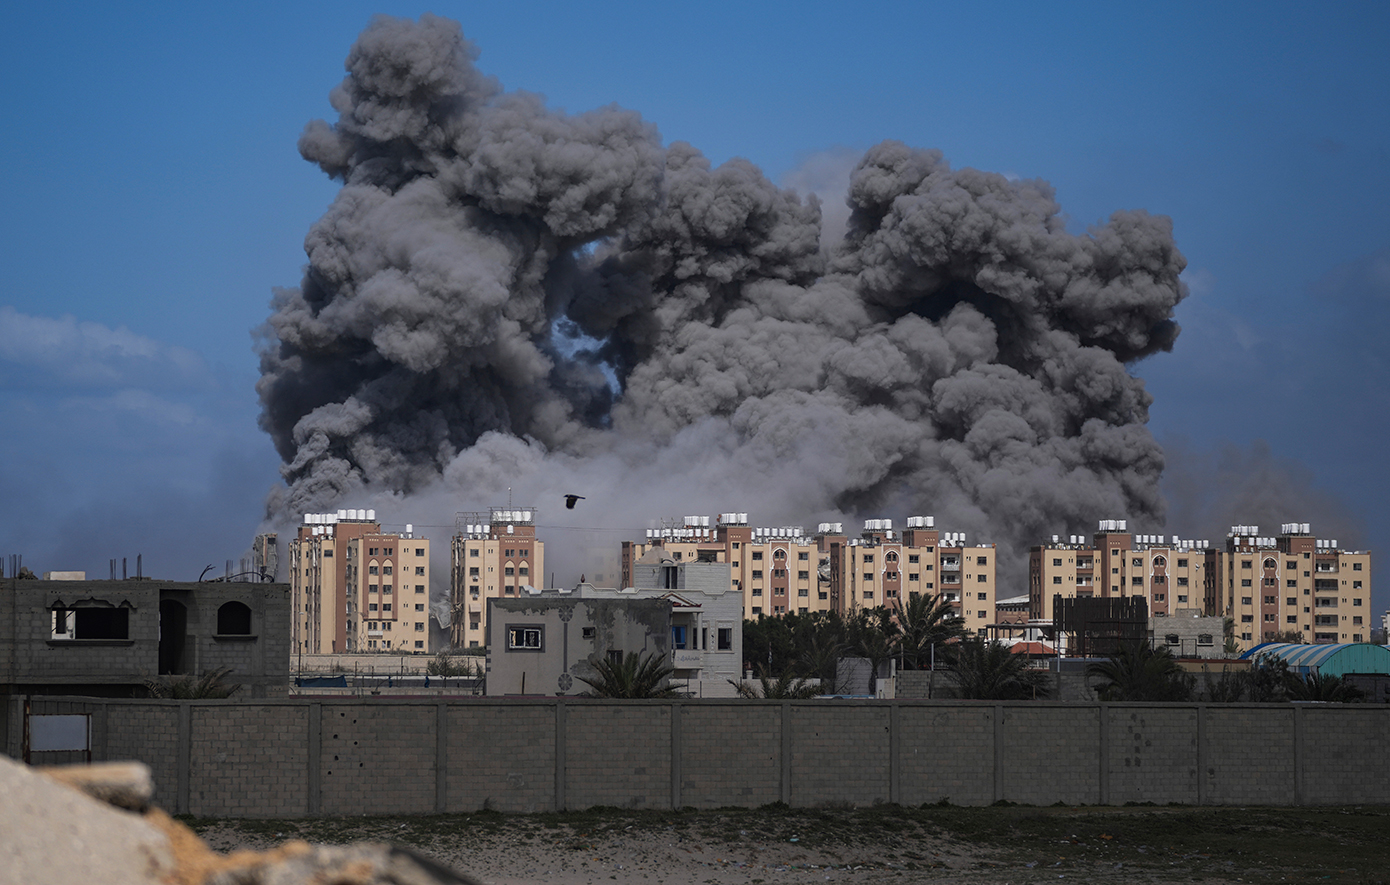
xmin=672 ymin=649 xmax=703 ymax=669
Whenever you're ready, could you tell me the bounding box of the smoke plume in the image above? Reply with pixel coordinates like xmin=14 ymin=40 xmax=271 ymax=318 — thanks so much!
xmin=257 ymin=14 xmax=1187 ymax=595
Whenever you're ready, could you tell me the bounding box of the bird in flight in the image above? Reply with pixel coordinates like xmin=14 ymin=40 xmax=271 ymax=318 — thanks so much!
xmin=564 ymin=494 xmax=585 ymax=510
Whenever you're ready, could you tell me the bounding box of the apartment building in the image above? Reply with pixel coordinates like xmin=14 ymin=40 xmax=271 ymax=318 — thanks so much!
xmin=449 ymin=508 xmax=545 ymax=650
xmin=287 ymin=510 xmax=432 ymax=655
xmin=620 ymin=514 xmax=996 ymax=631
xmin=620 ymin=514 xmax=830 ymax=618
xmin=821 ymin=517 xmax=998 ymax=636
xmin=1212 ymin=523 xmax=1371 ymax=648
xmin=1029 ymin=520 xmax=1210 ymax=623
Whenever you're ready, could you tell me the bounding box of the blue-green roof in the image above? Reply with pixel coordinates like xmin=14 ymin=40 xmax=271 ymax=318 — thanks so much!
xmin=1240 ymin=642 xmax=1390 ymax=677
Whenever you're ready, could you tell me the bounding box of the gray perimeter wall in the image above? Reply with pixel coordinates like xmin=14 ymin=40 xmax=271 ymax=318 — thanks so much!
xmin=8 ymin=697 xmax=1389 ymax=817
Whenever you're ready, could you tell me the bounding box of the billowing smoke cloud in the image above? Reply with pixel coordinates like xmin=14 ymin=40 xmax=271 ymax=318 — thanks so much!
xmin=257 ymin=14 xmax=1187 ymax=600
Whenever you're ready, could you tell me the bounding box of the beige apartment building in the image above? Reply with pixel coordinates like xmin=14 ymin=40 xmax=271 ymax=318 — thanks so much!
xmin=620 ymin=514 xmax=996 ymax=632
xmin=620 ymin=514 xmax=828 ymax=619
xmin=450 ymin=508 xmax=545 ymax=649
xmin=1029 ymin=520 xmax=1210 ymax=623
xmin=287 ymin=510 xmax=432 ymax=655
xmin=1029 ymin=520 xmax=1372 ymax=653
xmin=1210 ymin=523 xmax=1372 ymax=648
xmin=822 ymin=517 xmax=998 ymax=636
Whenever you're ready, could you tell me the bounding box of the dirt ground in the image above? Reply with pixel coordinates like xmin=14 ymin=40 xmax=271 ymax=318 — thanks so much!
xmin=189 ymin=803 xmax=1390 ymax=885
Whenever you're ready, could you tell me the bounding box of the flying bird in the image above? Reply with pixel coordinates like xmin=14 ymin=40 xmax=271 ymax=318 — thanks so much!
xmin=564 ymin=494 xmax=585 ymax=510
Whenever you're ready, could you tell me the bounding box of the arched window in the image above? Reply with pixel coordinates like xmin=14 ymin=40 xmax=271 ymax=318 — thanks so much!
xmin=1263 ymin=558 xmax=1277 ymax=570
xmin=1153 ymin=556 xmax=1166 ymax=567
xmin=217 ymin=601 xmax=253 ymax=635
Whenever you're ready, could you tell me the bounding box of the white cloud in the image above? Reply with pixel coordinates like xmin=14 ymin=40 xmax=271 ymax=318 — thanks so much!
xmin=0 ymin=305 xmax=209 ymax=391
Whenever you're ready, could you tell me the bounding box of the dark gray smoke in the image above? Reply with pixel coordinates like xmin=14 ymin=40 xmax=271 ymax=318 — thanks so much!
xmin=257 ymin=14 xmax=1186 ymax=590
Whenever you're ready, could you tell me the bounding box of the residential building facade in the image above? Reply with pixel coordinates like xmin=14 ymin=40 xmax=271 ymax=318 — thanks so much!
xmin=620 ymin=514 xmax=995 ymax=630
xmin=1212 ymin=523 xmax=1372 ymax=648
xmin=1029 ymin=521 xmax=1210 ymax=624
xmin=450 ymin=508 xmax=545 ymax=650
xmin=288 ymin=509 xmax=432 ymax=655
xmin=484 ymin=595 xmax=670 ymax=696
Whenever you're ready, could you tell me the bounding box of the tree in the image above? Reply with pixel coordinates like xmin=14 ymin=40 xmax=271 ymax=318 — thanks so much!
xmin=1284 ymin=671 xmax=1364 ymax=703
xmin=576 ymin=651 xmax=680 ymax=699
xmin=1266 ymin=630 xmax=1304 ymax=645
xmin=144 ymin=667 xmax=241 ymax=699
xmin=1087 ymin=642 xmax=1194 ymax=701
xmin=1201 ymin=666 xmax=1248 ymax=702
xmin=729 ymin=665 xmax=821 ymax=699
xmin=886 ymin=592 xmax=964 ymax=670
xmin=426 ymin=653 xmax=476 ymax=677
xmin=1222 ymin=617 xmax=1240 ymax=656
xmin=949 ymin=638 xmax=1051 ymax=700
xmin=848 ymin=611 xmax=899 ymax=696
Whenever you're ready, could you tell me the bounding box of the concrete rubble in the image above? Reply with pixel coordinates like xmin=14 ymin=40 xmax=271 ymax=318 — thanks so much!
xmin=0 ymin=755 xmax=480 ymax=885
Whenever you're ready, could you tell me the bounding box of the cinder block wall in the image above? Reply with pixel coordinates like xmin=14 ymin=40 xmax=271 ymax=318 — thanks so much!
xmin=9 ymin=696 xmax=1390 ymax=817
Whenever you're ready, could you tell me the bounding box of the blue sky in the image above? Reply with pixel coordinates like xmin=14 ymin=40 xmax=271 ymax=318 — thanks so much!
xmin=2 ymin=2 xmax=1387 ymax=613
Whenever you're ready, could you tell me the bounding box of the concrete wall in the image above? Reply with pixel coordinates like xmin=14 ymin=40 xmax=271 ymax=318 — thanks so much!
xmin=8 ymin=696 xmax=1390 ymax=817
xmin=0 ymin=579 xmax=290 ymax=697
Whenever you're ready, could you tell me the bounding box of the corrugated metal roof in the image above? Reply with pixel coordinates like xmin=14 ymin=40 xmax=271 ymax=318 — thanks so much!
xmin=1240 ymin=642 xmax=1390 ymax=677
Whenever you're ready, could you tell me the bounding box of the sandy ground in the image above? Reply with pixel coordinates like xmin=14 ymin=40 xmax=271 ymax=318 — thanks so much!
xmin=197 ymin=819 xmax=1237 ymax=885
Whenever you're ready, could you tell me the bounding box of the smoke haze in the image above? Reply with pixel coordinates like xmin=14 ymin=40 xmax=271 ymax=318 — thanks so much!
xmin=257 ymin=14 xmax=1188 ymax=605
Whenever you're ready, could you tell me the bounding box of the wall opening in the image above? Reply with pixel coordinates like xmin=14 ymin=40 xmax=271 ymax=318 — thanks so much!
xmin=217 ymin=601 xmax=253 ymax=635
xmin=159 ymin=599 xmax=187 ymax=674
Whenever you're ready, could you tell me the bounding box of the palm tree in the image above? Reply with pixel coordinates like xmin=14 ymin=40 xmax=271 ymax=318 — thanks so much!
xmin=144 ymin=667 xmax=241 ymax=699
xmin=887 ymin=591 xmax=965 ymax=670
xmin=849 ymin=612 xmax=899 ymax=696
xmin=1201 ymin=666 xmax=1248 ymax=702
xmin=949 ymin=638 xmax=1051 ymax=700
xmin=1087 ymin=641 xmax=1194 ymax=701
xmin=576 ymin=651 xmax=680 ymax=699
xmin=729 ymin=664 xmax=821 ymax=699
xmin=426 ymin=653 xmax=476 ymax=677
xmin=1284 ymin=671 xmax=1364 ymax=703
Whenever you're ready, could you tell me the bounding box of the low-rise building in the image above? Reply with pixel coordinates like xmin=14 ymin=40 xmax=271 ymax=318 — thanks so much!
xmin=1 ymin=577 xmax=290 ymax=698
xmin=484 ymin=595 xmax=670 ymax=696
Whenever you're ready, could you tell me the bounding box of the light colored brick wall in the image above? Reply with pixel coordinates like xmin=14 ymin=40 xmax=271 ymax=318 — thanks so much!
xmin=788 ymin=704 xmax=890 ymax=806
xmin=15 ymin=697 xmax=1390 ymax=815
xmin=1105 ymin=707 xmax=1198 ymax=804
xmin=446 ymin=704 xmax=555 ymax=813
xmin=1204 ymin=707 xmax=1295 ymax=804
xmin=1000 ymin=706 xmax=1100 ymax=805
xmin=565 ymin=704 xmax=670 ymax=809
xmin=320 ymin=703 xmax=435 ymax=814
xmin=188 ymin=705 xmax=309 ymax=817
xmin=1300 ymin=707 xmax=1390 ymax=805
xmin=899 ymin=705 xmax=994 ymax=806
xmin=681 ymin=703 xmax=780 ymax=807
xmin=106 ymin=705 xmax=181 ymax=808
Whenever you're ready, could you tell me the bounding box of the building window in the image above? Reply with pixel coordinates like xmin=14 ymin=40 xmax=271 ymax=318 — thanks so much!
xmin=799 ymin=587 xmax=809 ymax=596
xmin=752 ymin=551 xmax=763 ymax=561
xmin=752 ymin=587 xmax=763 ymax=596
xmin=1052 ymin=576 xmax=1062 ymax=584
xmin=1177 ymin=577 xmax=1189 ymax=586
xmin=369 ymin=566 xmax=379 ymax=575
xmin=977 ymin=574 xmax=987 ymax=583
xmin=977 ymin=592 xmax=988 ymax=600
xmin=414 ymin=640 xmax=425 ymax=648
xmin=415 ymin=604 xmax=425 ymax=612
xmin=752 ymin=570 xmax=763 ymax=579
xmin=416 ymin=585 xmax=426 ymax=593
xmin=1241 ymin=615 xmax=1253 ymax=623
xmin=718 ymin=627 xmax=733 ymax=650
xmin=507 ymin=625 xmax=543 ymax=650
xmin=1132 ymin=577 xmax=1143 ymax=586
xmin=799 ymin=552 xmax=809 ymax=560
xmin=1052 ymin=558 xmax=1062 ymax=566
xmin=671 ymin=625 xmax=687 ymax=649
xmin=470 ymin=549 xmax=479 ymax=558
xmin=909 ymin=573 xmax=919 ymax=582
xmin=977 ymin=556 xmax=988 ymax=565
xmin=50 ymin=606 xmax=129 ymax=640
xmin=863 ymin=555 xmax=874 ymax=563
xmin=977 ymin=611 xmax=986 ymax=619
xmin=1132 ymin=558 xmax=1143 ymax=567
xmin=368 ymin=603 xmax=378 ymax=611
xmin=383 ymin=566 xmax=393 ymax=575
xmin=415 ymin=566 xmax=425 ymax=575
xmin=216 ymin=602 xmax=253 ymax=635
xmin=1354 ymin=598 xmax=1363 ymax=606
xmin=863 ymin=573 xmax=873 ymax=583
xmin=1197 ymin=633 xmax=1213 ymax=646
xmin=798 ymin=570 xmax=809 ymax=580
xmin=1353 ymin=562 xmax=1363 ymax=571
xmin=1165 ymin=634 xmax=1179 ymax=645
xmin=1241 ymin=579 xmax=1252 ymax=587
xmin=1177 ymin=559 xmax=1188 ymax=568
xmin=751 ymin=606 xmax=762 ymax=615
xmin=415 ymin=622 xmax=425 ymax=631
